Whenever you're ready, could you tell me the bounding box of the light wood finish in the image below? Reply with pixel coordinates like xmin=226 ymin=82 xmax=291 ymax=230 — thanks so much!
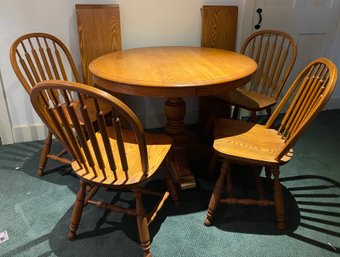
xmin=10 ymin=32 xmax=112 ymax=176
xmin=216 ymin=30 xmax=297 ymax=122
xmin=75 ymin=4 xmax=122 ymax=86
xmin=10 ymin=33 xmax=81 ymax=176
xmin=30 ymin=80 xmax=179 ymax=257
xmin=205 ymin=58 xmax=337 ymax=230
xmin=90 ymin=46 xmax=257 ymax=189
xmin=199 ymin=5 xmax=238 ymax=132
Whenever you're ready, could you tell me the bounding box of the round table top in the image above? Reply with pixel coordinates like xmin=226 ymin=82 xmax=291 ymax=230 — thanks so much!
xmin=89 ymin=46 xmax=257 ymax=97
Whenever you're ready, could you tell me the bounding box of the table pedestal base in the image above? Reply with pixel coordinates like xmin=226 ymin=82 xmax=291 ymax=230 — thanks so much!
xmin=167 ymin=134 xmax=196 ymax=189
xmin=165 ymin=97 xmax=197 ymax=189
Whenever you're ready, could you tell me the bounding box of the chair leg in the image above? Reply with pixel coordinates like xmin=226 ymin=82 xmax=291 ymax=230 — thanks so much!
xmin=253 ymin=166 xmax=264 ymax=199
xmin=232 ymin=106 xmax=240 ymax=120
xmin=266 ymin=107 xmax=272 ymax=119
xmin=265 ymin=166 xmax=272 ymax=184
xmin=225 ymin=161 xmax=233 ymax=197
xmin=37 ymin=131 xmax=52 ymax=176
xmin=163 ymin=167 xmax=180 ymax=206
xmin=272 ymin=166 xmax=285 ymax=230
xmin=135 ymin=190 xmax=152 ymax=257
xmin=204 ymin=160 xmax=229 ymax=226
xmin=208 ymin=151 xmax=219 ymax=177
xmin=68 ymin=180 xmax=86 ymax=240
xmin=250 ymin=111 xmax=257 ymax=123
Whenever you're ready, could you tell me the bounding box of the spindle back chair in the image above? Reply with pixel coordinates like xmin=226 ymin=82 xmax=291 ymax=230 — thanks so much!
xmin=217 ymin=30 xmax=297 ymax=122
xmin=30 ymin=80 xmax=178 ymax=257
xmin=10 ymin=33 xmax=82 ymax=176
xmin=205 ymin=57 xmax=337 ymax=230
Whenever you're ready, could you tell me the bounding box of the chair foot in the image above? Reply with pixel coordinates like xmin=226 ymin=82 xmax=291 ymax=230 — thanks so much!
xmin=272 ymin=166 xmax=285 ymax=231
xmin=36 ymin=168 xmax=45 ymax=177
xmin=135 ymin=190 xmax=152 ymax=257
xmin=144 ymin=252 xmax=152 ymax=257
xmin=67 ymin=231 xmax=77 ymax=241
xmin=68 ymin=181 xmax=86 ymax=242
xmin=204 ymin=214 xmax=213 ymax=226
xmin=277 ymin=221 xmax=285 ymax=230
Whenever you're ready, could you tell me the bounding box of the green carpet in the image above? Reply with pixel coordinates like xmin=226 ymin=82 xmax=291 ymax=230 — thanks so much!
xmin=0 ymin=110 xmax=339 ymax=257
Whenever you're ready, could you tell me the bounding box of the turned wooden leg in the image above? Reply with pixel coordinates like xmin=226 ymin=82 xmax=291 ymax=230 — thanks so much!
xmin=253 ymin=166 xmax=264 ymax=199
xmin=266 ymin=107 xmax=272 ymax=119
xmin=164 ymin=97 xmax=186 ymax=135
xmin=37 ymin=131 xmax=52 ymax=176
xmin=225 ymin=161 xmax=233 ymax=197
xmin=164 ymin=97 xmax=196 ymax=189
xmin=163 ymin=167 xmax=180 ymax=207
xmin=68 ymin=180 xmax=86 ymax=240
xmin=250 ymin=111 xmax=257 ymax=123
xmin=232 ymin=106 xmax=240 ymax=120
xmin=208 ymin=151 xmax=219 ymax=177
xmin=272 ymin=166 xmax=285 ymax=230
xmin=204 ymin=160 xmax=229 ymax=226
xmin=135 ymin=190 xmax=152 ymax=257
xmin=265 ymin=166 xmax=272 ymax=184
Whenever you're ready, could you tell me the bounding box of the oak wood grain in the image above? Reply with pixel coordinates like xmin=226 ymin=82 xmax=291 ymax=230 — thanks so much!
xmin=76 ymin=4 xmax=122 ymax=86
xmin=206 ymin=57 xmax=338 ymax=230
xmin=201 ymin=5 xmax=238 ymax=51
xmin=90 ymin=46 xmax=257 ymax=97
xmin=30 ymin=80 xmax=179 ymax=257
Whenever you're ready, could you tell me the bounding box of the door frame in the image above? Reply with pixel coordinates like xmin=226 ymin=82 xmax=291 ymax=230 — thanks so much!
xmin=240 ymin=0 xmax=256 ymax=49
xmin=0 ymin=69 xmax=14 ymax=145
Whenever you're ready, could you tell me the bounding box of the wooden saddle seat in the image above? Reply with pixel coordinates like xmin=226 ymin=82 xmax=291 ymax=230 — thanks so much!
xmin=215 ymin=87 xmax=277 ymax=111
xmin=205 ymin=57 xmax=338 ymax=230
xmin=30 ymin=80 xmax=179 ymax=257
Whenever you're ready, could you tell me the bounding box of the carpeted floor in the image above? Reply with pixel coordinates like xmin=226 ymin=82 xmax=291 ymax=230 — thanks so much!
xmin=0 ymin=109 xmax=339 ymax=257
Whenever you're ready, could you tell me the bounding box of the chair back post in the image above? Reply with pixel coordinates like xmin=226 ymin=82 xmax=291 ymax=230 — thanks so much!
xmin=31 ymin=80 xmax=149 ymax=179
xmin=265 ymin=58 xmax=338 ymax=161
xmin=75 ymin=4 xmax=122 ymax=86
xmin=10 ymin=32 xmax=81 ymax=94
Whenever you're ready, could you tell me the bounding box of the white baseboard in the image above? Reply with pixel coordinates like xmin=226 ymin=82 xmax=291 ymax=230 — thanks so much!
xmin=11 ymin=110 xmax=198 ymax=143
xmin=12 ymin=125 xmax=48 ymax=143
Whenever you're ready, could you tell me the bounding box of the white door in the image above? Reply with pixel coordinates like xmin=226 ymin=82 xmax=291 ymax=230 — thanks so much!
xmin=242 ymin=0 xmax=340 ymax=95
xmin=0 ymin=71 xmax=13 ymax=145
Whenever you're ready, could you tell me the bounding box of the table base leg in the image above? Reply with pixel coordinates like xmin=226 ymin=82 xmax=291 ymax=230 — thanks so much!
xmin=165 ymin=97 xmax=196 ymax=189
xmin=168 ymin=134 xmax=196 ymax=190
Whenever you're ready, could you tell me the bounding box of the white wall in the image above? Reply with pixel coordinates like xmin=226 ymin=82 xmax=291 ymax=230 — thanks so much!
xmin=0 ymin=0 xmax=112 ymax=142
xmin=0 ymin=0 xmax=239 ymax=142
xmin=0 ymin=0 xmax=339 ymax=143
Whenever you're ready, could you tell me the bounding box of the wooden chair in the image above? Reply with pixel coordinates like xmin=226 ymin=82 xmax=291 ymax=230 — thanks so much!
xmin=204 ymin=58 xmax=337 ymax=230
xmin=30 ymin=80 xmax=179 ymax=257
xmin=10 ymin=33 xmax=81 ymax=176
xmin=216 ymin=30 xmax=297 ymax=122
xmin=10 ymin=32 xmax=111 ymax=176
xmin=199 ymin=5 xmax=238 ymax=131
xmin=75 ymin=4 xmax=122 ymax=86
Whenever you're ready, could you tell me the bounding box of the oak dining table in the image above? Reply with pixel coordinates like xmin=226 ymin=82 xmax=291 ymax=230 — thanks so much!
xmin=89 ymin=46 xmax=257 ymax=189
